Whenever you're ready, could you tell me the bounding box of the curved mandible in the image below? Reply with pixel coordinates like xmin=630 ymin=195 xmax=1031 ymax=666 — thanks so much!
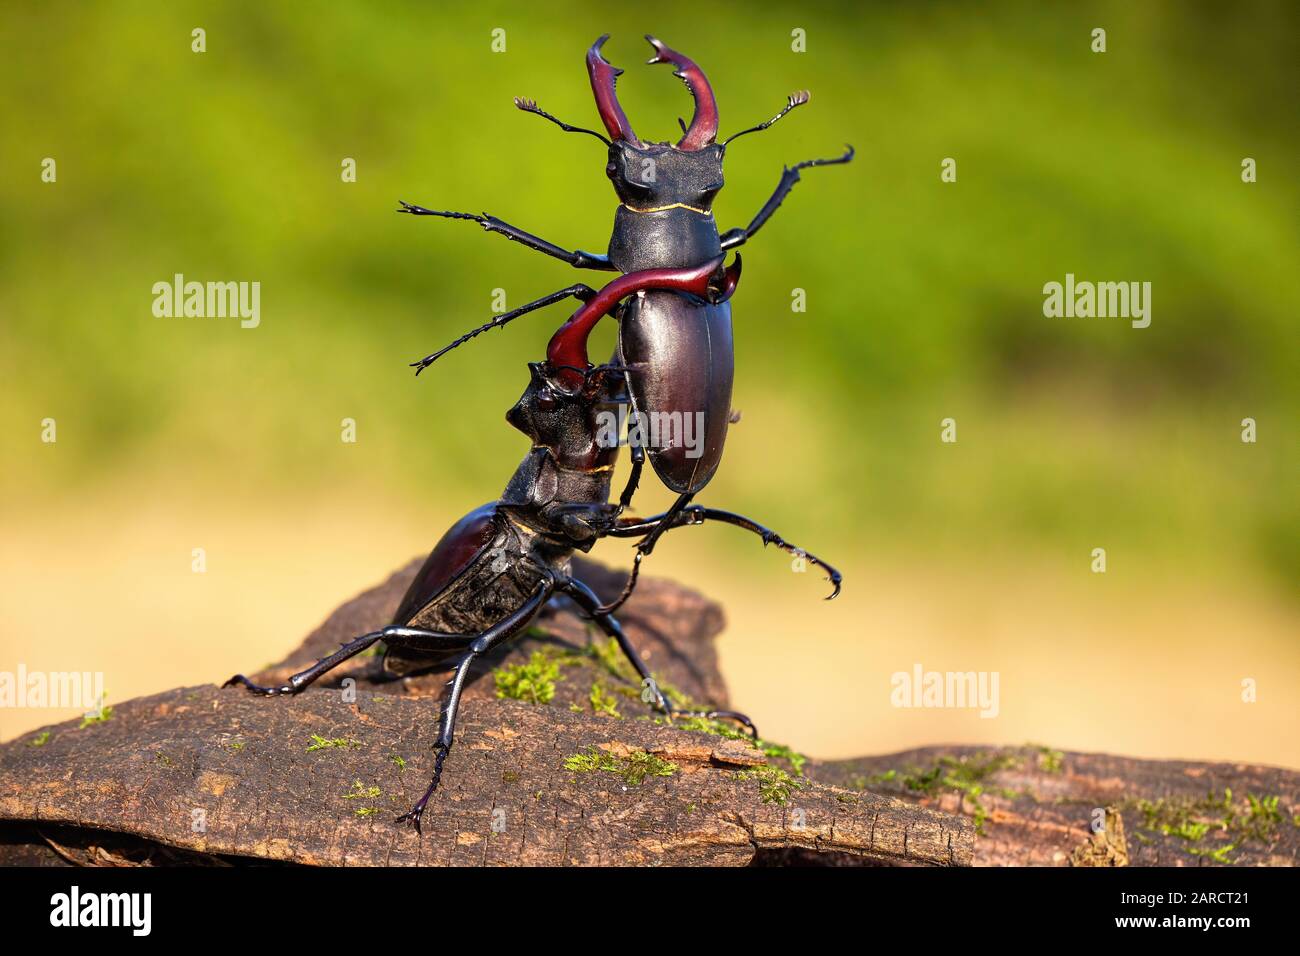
xmin=645 ymin=35 xmax=718 ymax=151
xmin=587 ymin=35 xmax=642 ymax=146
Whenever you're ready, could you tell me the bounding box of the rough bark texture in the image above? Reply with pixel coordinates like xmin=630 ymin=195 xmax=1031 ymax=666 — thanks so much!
xmin=817 ymin=747 xmax=1300 ymax=867
xmin=2 ymin=559 xmax=1295 ymax=867
xmin=0 ymin=558 xmax=970 ymax=867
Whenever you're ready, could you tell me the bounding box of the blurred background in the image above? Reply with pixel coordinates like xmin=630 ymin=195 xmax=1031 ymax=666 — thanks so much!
xmin=1 ymin=1 xmax=1296 ymax=765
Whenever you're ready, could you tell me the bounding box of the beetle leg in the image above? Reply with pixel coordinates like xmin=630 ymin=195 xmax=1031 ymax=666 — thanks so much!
xmin=410 ymin=284 xmax=599 ymax=373
xmin=560 ymin=578 xmax=758 ymax=738
xmin=609 ymin=505 xmax=842 ymax=599
xmin=396 ymin=202 xmax=616 ymax=271
xmin=592 ymin=491 xmax=694 ymax=615
xmin=719 ymin=145 xmax=855 ymax=251
xmin=395 ymin=577 xmax=555 ymax=834
xmin=222 ymin=625 xmax=474 ymax=697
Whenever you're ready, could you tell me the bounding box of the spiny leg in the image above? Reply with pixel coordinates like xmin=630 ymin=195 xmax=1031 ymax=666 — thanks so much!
xmin=719 ymin=145 xmax=855 ymax=252
xmin=395 ymin=577 xmax=556 ymax=834
xmin=410 ymin=284 xmax=598 ymax=373
xmin=594 ymin=490 xmax=695 ymax=614
xmin=223 ymin=626 xmax=473 ymax=697
xmin=561 ymin=578 xmax=757 ymax=738
xmin=396 ymin=202 xmax=615 ymax=271
xmin=610 ymin=505 xmax=842 ymax=599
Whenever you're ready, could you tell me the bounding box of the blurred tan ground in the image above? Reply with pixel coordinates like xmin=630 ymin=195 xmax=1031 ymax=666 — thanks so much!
xmin=3 ymin=478 xmax=1296 ymax=769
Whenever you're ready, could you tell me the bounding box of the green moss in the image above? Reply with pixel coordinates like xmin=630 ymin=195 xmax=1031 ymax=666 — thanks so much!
xmin=898 ymin=753 xmax=1020 ymax=835
xmin=306 ymin=734 xmax=359 ymax=752
xmin=738 ymin=765 xmax=807 ymax=806
xmin=353 ymin=807 xmax=380 ymax=817
xmin=494 ymin=650 xmax=562 ymax=704
xmin=588 ymin=682 xmax=621 ymax=717
xmin=79 ymin=706 xmax=113 ymax=728
xmin=227 ymin=738 xmax=246 ymax=753
xmin=155 ymin=752 xmax=174 ymax=767
xmin=1187 ymin=842 xmax=1235 ymax=863
xmin=389 ymin=753 xmax=406 ymax=771
xmin=587 ymin=637 xmax=638 ymax=684
xmin=344 ymin=779 xmax=382 ymax=800
xmin=27 ymin=731 xmax=50 ymax=747
xmin=563 ymin=746 xmax=677 ymax=785
xmin=846 ymin=769 xmax=900 ymax=790
xmin=1126 ymin=788 xmax=1286 ymax=863
xmin=1030 ymin=743 xmax=1065 ymax=774
xmin=757 ymin=740 xmax=807 ymax=776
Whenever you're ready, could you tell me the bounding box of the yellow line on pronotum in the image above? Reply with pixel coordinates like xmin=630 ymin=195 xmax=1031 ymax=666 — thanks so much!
xmin=621 ymin=202 xmax=711 ymax=215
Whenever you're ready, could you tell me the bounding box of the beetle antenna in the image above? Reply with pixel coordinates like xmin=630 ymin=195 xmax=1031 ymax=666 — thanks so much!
xmin=410 ymin=284 xmax=602 ymax=375
xmin=721 ymin=91 xmax=810 ymax=146
xmin=514 ymin=97 xmax=611 ymax=146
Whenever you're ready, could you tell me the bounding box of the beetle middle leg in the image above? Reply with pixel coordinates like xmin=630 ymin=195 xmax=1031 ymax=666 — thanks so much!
xmin=396 ymin=202 xmax=615 ymax=271
xmin=560 ymin=578 xmax=757 ymax=738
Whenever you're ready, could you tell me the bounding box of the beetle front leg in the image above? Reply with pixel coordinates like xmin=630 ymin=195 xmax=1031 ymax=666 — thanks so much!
xmin=396 ymin=202 xmax=616 ymax=271
xmin=612 ymin=505 xmax=842 ymax=599
xmin=719 ymin=145 xmax=855 ymax=251
xmin=560 ymin=578 xmax=758 ymax=738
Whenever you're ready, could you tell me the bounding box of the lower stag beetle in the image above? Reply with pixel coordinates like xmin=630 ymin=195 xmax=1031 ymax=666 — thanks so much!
xmin=224 ymin=259 xmax=841 ymax=833
xmin=399 ymin=34 xmax=853 ymax=587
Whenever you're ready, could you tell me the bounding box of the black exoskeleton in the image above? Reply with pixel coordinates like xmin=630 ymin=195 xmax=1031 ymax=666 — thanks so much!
xmin=399 ymin=35 xmax=854 ymax=611
xmin=225 ymin=356 xmax=840 ymax=833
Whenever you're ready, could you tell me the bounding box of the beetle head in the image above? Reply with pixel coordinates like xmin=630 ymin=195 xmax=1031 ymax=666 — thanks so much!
xmin=588 ymin=35 xmax=725 ymax=208
xmin=506 ymin=362 xmax=627 ymax=467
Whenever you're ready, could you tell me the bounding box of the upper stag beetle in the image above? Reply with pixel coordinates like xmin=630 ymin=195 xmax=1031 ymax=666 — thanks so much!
xmin=224 ymin=258 xmax=841 ymax=832
xmin=399 ymin=34 xmax=853 ymax=603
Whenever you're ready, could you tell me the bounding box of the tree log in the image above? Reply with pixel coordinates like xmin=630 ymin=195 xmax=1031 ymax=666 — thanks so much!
xmin=0 ymin=559 xmax=970 ymax=867
xmin=2 ymin=559 xmax=1294 ymax=866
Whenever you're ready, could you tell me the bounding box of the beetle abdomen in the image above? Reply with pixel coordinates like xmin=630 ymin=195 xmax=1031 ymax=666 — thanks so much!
xmin=383 ymin=507 xmax=545 ymax=676
xmin=620 ymin=291 xmax=733 ymax=495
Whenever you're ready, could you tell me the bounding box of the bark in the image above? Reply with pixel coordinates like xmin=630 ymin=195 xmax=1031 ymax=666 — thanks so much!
xmin=0 ymin=558 xmax=969 ymax=867
xmin=2 ymin=559 xmax=1294 ymax=867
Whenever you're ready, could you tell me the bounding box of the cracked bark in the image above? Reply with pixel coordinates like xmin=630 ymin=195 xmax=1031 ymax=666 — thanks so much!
xmin=2 ymin=559 xmax=1293 ymax=867
xmin=0 ymin=558 xmax=969 ymax=867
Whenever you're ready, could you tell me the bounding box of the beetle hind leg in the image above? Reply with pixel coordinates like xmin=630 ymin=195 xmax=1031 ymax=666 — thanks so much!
xmin=560 ymin=578 xmax=758 ymax=737
xmin=222 ymin=624 xmax=474 ymax=697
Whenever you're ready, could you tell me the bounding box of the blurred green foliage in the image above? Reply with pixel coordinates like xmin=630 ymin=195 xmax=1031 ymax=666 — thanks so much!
xmin=1 ymin=1 xmax=1295 ymax=585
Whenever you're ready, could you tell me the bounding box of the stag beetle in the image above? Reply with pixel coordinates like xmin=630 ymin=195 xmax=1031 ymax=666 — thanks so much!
xmin=224 ymin=258 xmax=840 ymax=833
xmin=399 ymin=34 xmax=853 ymax=598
